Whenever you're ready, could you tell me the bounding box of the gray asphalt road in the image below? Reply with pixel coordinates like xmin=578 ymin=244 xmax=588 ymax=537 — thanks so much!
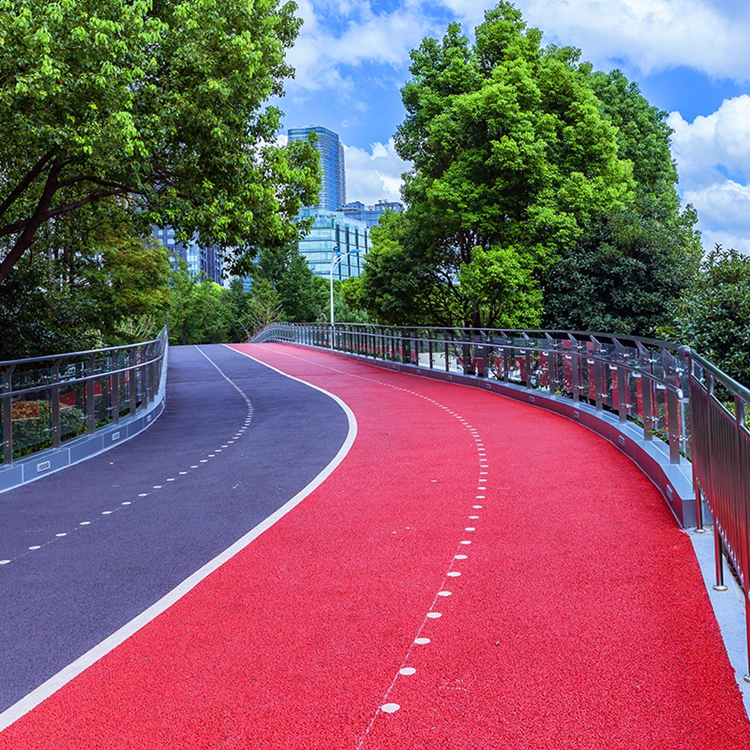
xmin=0 ymin=344 xmax=349 ymax=712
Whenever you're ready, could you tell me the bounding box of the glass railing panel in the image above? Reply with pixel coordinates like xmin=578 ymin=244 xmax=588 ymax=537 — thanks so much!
xmin=11 ymin=394 xmax=53 ymax=457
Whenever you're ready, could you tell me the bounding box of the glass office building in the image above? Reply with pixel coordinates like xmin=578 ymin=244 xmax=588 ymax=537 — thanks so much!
xmin=152 ymin=227 xmax=223 ymax=284
xmin=298 ymin=207 xmax=368 ymax=280
xmin=288 ymin=126 xmax=346 ymax=212
xmin=340 ymin=200 xmax=403 ymax=229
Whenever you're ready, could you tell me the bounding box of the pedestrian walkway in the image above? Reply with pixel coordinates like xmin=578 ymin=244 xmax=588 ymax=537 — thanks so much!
xmin=1 ymin=343 xmax=748 ymax=749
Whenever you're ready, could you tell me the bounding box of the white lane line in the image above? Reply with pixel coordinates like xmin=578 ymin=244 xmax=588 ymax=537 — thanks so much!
xmin=0 ymin=345 xmax=357 ymax=734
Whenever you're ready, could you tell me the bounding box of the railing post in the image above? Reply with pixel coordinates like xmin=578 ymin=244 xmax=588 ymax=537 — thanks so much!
xmin=112 ymin=355 xmax=121 ymax=425
xmin=2 ymin=364 xmax=15 ymax=465
xmin=51 ymin=359 xmax=62 ymax=449
xmin=129 ymin=350 xmax=137 ymax=417
xmin=713 ymin=527 xmax=728 ymax=591
xmin=86 ymin=356 xmax=96 ymax=435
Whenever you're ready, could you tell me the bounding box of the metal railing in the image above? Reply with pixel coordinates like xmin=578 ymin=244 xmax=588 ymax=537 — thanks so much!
xmin=0 ymin=327 xmax=167 ymax=466
xmin=254 ymin=322 xmax=750 ymax=679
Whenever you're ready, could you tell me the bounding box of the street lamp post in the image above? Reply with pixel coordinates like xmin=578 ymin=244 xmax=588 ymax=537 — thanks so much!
xmin=328 ymin=244 xmax=360 ymax=349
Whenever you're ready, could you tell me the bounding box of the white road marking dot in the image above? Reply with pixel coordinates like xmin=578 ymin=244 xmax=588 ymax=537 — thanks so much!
xmin=55 ymin=533 xmax=67 ymax=537
xmin=414 ymin=637 xmax=430 ymax=645
xmin=29 ymin=546 xmax=41 ymax=551
xmin=221 ymin=445 xmax=228 ymax=448
xmin=381 ymin=703 xmax=400 ymax=714
xmin=179 ymin=472 xmax=187 ymax=475
xmin=191 ymin=465 xmax=199 ymax=469
xmin=437 ymin=591 xmax=452 ymax=597
xmin=465 ymin=527 xmax=476 ymax=532
xmin=167 ymin=478 xmax=176 ymax=482
xmin=469 ymin=515 xmax=479 ymax=519
xmin=399 ymin=667 xmax=416 ymax=676
xmin=138 ymin=493 xmax=148 ymax=497
xmin=200 ymin=460 xmax=208 ymax=463
xmin=80 ymin=521 xmax=91 ymax=526
xmin=480 ymin=471 xmax=488 ymax=475
xmin=473 ymin=505 xmax=483 ymax=509
xmin=102 ymin=511 xmax=113 ymax=515
xmin=0 ymin=560 xmax=9 ymax=565
xmin=122 ymin=502 xmax=131 ymax=506
xmin=228 ymin=441 xmax=235 ymax=444
xmin=455 ymin=554 xmax=468 ymax=560
xmin=460 ymin=540 xmax=471 ymax=545
xmin=208 ymin=454 xmax=215 ymax=458
xmin=426 ymin=612 xmax=442 ymax=619
xmin=447 ymin=571 xmax=461 ymax=577
xmin=153 ymin=485 xmax=162 ymax=489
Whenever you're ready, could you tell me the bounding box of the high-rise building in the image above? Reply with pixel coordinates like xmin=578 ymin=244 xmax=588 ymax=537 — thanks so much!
xmin=297 ymin=206 xmax=368 ymax=280
xmin=339 ymin=200 xmax=403 ymax=229
xmin=152 ymin=227 xmax=223 ymax=284
xmin=288 ymin=126 xmax=346 ymax=212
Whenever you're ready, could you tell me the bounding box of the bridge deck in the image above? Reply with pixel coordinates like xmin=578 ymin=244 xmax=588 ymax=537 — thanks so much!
xmin=0 ymin=343 xmax=748 ymax=749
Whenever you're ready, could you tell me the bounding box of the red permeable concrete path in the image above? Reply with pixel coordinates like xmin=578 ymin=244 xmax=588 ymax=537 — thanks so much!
xmin=1 ymin=343 xmax=749 ymax=750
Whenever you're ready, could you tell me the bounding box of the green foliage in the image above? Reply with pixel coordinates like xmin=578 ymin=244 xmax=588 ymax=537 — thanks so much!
xmin=665 ymin=246 xmax=750 ymax=387
xmin=245 ymin=277 xmax=283 ymax=336
xmin=167 ymin=258 xmax=233 ymax=345
xmin=0 ymin=258 xmax=99 ymax=359
xmin=542 ymin=205 xmax=701 ymax=336
xmin=360 ymin=2 xmax=696 ymax=334
xmin=0 ymin=0 xmax=320 ymax=281
xmin=252 ymin=243 xmax=327 ymax=322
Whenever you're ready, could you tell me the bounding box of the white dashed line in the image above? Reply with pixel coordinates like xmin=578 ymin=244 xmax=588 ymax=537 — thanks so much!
xmin=399 ymin=667 xmax=416 ymax=676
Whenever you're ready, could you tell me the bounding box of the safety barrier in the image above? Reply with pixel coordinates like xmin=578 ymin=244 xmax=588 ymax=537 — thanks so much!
xmin=0 ymin=327 xmax=168 ymax=490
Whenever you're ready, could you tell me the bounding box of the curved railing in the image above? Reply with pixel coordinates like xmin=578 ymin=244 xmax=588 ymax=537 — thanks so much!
xmin=0 ymin=327 xmax=168 ymax=483
xmin=254 ymin=322 xmax=750 ymax=680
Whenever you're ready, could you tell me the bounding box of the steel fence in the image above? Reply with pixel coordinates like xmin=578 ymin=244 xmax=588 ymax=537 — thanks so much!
xmin=254 ymin=322 xmax=750 ymax=680
xmin=0 ymin=327 xmax=167 ymax=466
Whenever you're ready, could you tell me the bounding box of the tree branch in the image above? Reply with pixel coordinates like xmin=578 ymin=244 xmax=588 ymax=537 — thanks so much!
xmin=0 ymin=149 xmax=58 ymax=222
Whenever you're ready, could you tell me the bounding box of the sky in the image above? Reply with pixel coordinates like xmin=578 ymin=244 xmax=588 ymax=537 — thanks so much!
xmin=276 ymin=0 xmax=750 ymax=254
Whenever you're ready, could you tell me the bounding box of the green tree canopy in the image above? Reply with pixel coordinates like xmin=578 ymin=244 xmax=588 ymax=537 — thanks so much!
xmin=358 ymin=2 xmax=698 ymax=334
xmin=0 ymin=0 xmax=320 ymax=282
xmin=665 ymin=246 xmax=750 ymax=387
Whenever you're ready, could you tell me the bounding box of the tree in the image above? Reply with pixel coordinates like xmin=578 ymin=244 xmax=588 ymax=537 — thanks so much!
xmin=0 ymin=0 xmax=320 ymax=282
xmin=245 ymin=278 xmax=283 ymax=336
xmin=372 ymin=2 xmax=636 ymax=328
xmin=252 ymin=243 xmax=326 ymax=322
xmin=0 ymin=206 xmax=172 ymax=358
xmin=167 ymin=258 xmax=233 ymax=345
xmin=666 ymin=246 xmax=750 ymax=388
xmin=540 ymin=69 xmax=702 ymax=335
xmin=541 ymin=207 xmax=700 ymax=336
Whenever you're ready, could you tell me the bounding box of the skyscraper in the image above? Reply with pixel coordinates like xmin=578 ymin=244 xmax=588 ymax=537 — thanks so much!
xmin=288 ymin=126 xmax=345 ymax=211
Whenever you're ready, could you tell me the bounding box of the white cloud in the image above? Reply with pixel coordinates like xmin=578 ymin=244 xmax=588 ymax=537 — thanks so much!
xmin=668 ymin=97 xmax=750 ymax=252
xmin=669 ymin=96 xmax=750 ymax=188
xmin=286 ymin=2 xmax=441 ymax=93
xmin=344 ymin=138 xmax=410 ymax=204
xmin=438 ymin=0 xmax=750 ymax=83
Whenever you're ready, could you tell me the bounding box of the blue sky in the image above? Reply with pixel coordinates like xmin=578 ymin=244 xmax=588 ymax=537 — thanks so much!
xmin=277 ymin=0 xmax=750 ymax=253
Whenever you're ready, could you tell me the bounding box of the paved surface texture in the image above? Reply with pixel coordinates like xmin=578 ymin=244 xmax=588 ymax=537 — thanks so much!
xmin=0 ymin=345 xmax=349 ymax=715
xmin=1 ymin=343 xmax=749 ymax=749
